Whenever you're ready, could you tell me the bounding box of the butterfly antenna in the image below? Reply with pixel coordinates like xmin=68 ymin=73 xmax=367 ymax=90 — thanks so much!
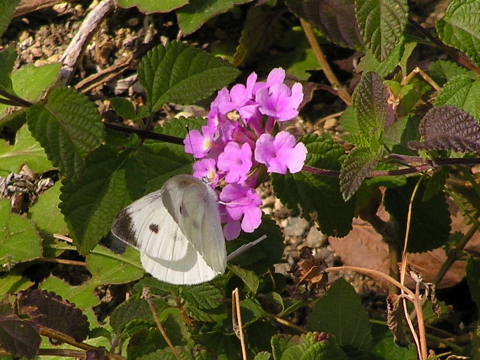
xmin=227 ymin=234 xmax=267 ymax=261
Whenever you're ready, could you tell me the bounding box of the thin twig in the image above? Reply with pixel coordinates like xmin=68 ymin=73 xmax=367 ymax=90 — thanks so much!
xmin=103 ymin=122 xmax=184 ymax=145
xmin=143 ymin=289 xmax=180 ymax=360
xmin=37 ymin=257 xmax=86 ymax=267
xmin=300 ymin=19 xmax=352 ymax=106
xmin=39 ymin=327 xmax=97 ymax=351
xmin=59 ymin=0 xmax=116 ymax=84
xmin=37 ymin=348 xmax=86 ymax=358
xmin=232 ymin=288 xmax=248 ymax=360
xmin=272 ymin=316 xmax=306 ymax=333
xmin=401 ymin=66 xmax=441 ymax=91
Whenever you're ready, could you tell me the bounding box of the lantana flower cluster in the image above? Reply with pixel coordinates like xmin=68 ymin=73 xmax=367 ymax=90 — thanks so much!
xmin=184 ymin=68 xmax=307 ymax=240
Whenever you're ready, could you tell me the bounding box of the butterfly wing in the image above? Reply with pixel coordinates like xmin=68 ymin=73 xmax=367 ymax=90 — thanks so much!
xmin=111 ymin=175 xmax=226 ymax=285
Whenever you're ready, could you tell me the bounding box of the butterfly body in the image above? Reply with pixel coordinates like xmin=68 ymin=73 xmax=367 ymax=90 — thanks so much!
xmin=111 ymin=175 xmax=227 ymax=285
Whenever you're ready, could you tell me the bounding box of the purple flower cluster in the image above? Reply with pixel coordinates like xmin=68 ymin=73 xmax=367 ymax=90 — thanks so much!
xmin=184 ymin=68 xmax=307 ymax=240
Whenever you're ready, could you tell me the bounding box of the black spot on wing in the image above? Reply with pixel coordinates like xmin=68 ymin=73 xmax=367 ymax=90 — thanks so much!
xmin=149 ymin=223 xmax=159 ymax=233
xmin=111 ymin=209 xmax=139 ymax=248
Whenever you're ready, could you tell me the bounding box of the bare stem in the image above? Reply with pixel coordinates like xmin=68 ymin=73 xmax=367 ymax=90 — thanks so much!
xmin=103 ymin=122 xmax=184 ymax=145
xmin=300 ymin=19 xmax=352 ymax=106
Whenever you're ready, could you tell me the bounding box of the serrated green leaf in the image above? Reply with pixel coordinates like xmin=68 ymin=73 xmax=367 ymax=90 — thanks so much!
xmin=361 ymin=37 xmax=404 ymax=77
xmin=180 ymin=283 xmax=223 ymax=310
xmin=240 ymin=298 xmax=267 ymax=327
xmin=110 ymin=298 xmax=152 ymax=334
xmin=355 ymin=0 xmax=408 ymax=61
xmin=0 ymin=273 xmax=33 ymax=296
xmin=435 ymin=74 xmax=480 ymax=120
xmin=228 ymin=264 xmax=260 ymax=294
xmin=117 ymin=0 xmax=188 ymax=13
xmin=30 ymin=182 xmax=68 ymax=234
xmin=138 ymin=141 xmax=194 ymax=194
xmin=340 ymin=146 xmax=383 ymax=201
xmin=272 ymin=134 xmax=354 ymax=237
xmin=138 ymin=42 xmax=240 ymax=112
xmin=467 ymin=257 xmax=480 ymax=311
xmin=60 ymin=147 xmax=145 ymax=254
xmin=0 ymin=47 xmax=16 ymax=93
xmin=384 ymin=177 xmax=451 ymax=253
xmin=437 ymin=0 xmax=480 ymax=66
xmin=369 ymin=324 xmax=417 ymax=359
xmin=0 ymin=125 xmax=53 ymax=174
xmin=233 ymin=4 xmax=282 ymax=67
xmin=156 ymin=116 xmax=205 ymax=138
xmin=0 ymin=0 xmax=19 ymax=38
xmin=27 ymin=87 xmax=104 ymax=179
xmin=0 ymin=63 xmax=60 ymax=122
xmin=428 ymin=60 xmax=471 ymax=85
xmin=307 ymin=279 xmax=372 ymax=350
xmin=271 ymin=333 xmax=348 ymax=360
xmin=353 ymin=72 xmax=389 ymax=138
xmin=176 ymin=0 xmax=253 ymax=35
xmin=0 ymin=200 xmax=42 ymax=268
xmin=40 ymin=276 xmax=99 ymax=309
xmin=184 ymin=302 xmax=226 ymax=323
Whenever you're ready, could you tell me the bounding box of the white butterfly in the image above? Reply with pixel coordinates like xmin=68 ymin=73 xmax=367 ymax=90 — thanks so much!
xmin=111 ymin=174 xmax=227 ymax=285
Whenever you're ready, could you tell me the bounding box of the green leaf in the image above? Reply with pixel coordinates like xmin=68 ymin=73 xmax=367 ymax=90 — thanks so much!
xmin=0 ymin=47 xmax=16 ymax=93
xmin=30 ymin=182 xmax=68 ymax=234
xmin=0 ymin=273 xmax=33 ymax=296
xmin=110 ymin=97 xmax=137 ymax=119
xmin=254 ymin=352 xmax=271 ymax=360
xmin=355 ymin=0 xmax=408 ymax=60
xmin=0 ymin=125 xmax=52 ymax=174
xmin=228 ymin=264 xmax=260 ymax=294
xmin=340 ymin=146 xmax=383 ymax=201
xmin=27 ymin=87 xmax=104 ymax=179
xmin=384 ymin=177 xmax=451 ymax=253
xmin=360 ymin=37 xmax=404 ymax=77
xmin=117 ymin=0 xmax=188 ymax=13
xmin=233 ymin=4 xmax=282 ymax=66
xmin=180 ymin=283 xmax=223 ymax=310
xmin=369 ymin=324 xmax=417 ymax=359
xmin=435 ymin=75 xmax=480 ymax=120
xmin=60 ymin=147 xmax=145 ymax=254
xmin=176 ymin=0 xmax=253 ymax=35
xmin=110 ymin=298 xmax=152 ymax=334
xmin=240 ymin=298 xmax=267 ymax=327
xmin=0 ymin=63 xmax=61 ymax=122
xmin=467 ymin=257 xmax=480 ymax=311
xmin=353 ymin=72 xmax=389 ymax=138
xmin=307 ymin=279 xmax=372 ymax=350
xmin=137 ymin=141 xmax=193 ymax=194
xmin=156 ymin=116 xmax=205 ymax=138
xmin=0 ymin=0 xmax=19 ymax=38
xmin=0 ymin=200 xmax=42 ymax=268
xmin=272 ymin=134 xmax=354 ymax=237
xmin=437 ymin=0 xmax=480 ymax=66
xmin=271 ymin=333 xmax=348 ymax=360
xmin=428 ymin=60 xmax=471 ymax=85
xmin=138 ymin=41 xmax=240 ymax=112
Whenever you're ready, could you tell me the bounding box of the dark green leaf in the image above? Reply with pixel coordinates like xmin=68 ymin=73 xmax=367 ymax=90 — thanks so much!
xmin=286 ymin=0 xmax=363 ymax=50
xmin=110 ymin=97 xmax=137 ymax=119
xmin=271 ymin=333 xmax=348 ymax=360
xmin=156 ymin=116 xmax=205 ymax=138
xmin=467 ymin=257 xmax=480 ymax=311
xmin=435 ymin=75 xmax=480 ymax=120
xmin=233 ymin=4 xmax=282 ymax=66
xmin=117 ymin=0 xmax=188 ymax=13
xmin=360 ymin=38 xmax=404 ymax=77
xmin=384 ymin=177 xmax=451 ymax=253
xmin=228 ymin=264 xmax=260 ymax=294
xmin=254 ymin=352 xmax=271 ymax=360
xmin=180 ymin=283 xmax=223 ymax=310
xmin=0 ymin=273 xmax=33 ymax=296
xmin=0 ymin=0 xmax=19 ymax=38
xmin=0 ymin=316 xmax=40 ymax=359
xmin=110 ymin=298 xmax=153 ymax=334
xmin=176 ymin=0 xmax=253 ymax=35
xmin=30 ymin=182 xmax=68 ymax=234
xmin=340 ymin=146 xmax=383 ymax=201
xmin=0 ymin=200 xmax=42 ymax=268
xmin=272 ymin=134 xmax=354 ymax=237
xmin=307 ymin=279 xmax=372 ymax=350
xmin=428 ymin=60 xmax=471 ymax=85
xmin=437 ymin=0 xmax=480 ymax=66
xmin=60 ymin=147 xmax=145 ymax=254
xmin=240 ymin=298 xmax=267 ymax=326
xmin=0 ymin=125 xmax=52 ymax=174
xmin=353 ymin=72 xmax=389 ymax=138
xmin=138 ymin=42 xmax=240 ymax=112
xmin=0 ymin=47 xmax=16 ymax=93
xmin=355 ymin=0 xmax=408 ymax=60
xmin=27 ymin=87 xmax=104 ymax=179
